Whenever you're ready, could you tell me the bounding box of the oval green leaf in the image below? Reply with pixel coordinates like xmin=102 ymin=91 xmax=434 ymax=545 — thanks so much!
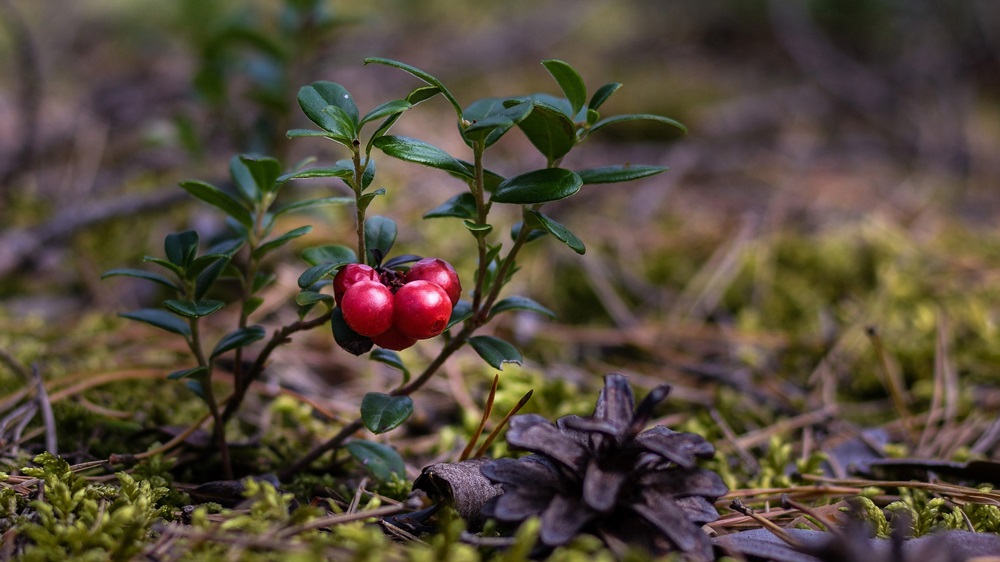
xmin=360 ymin=392 xmax=414 ymax=434
xmin=468 ymin=335 xmax=522 ymax=370
xmin=163 ymin=299 xmax=225 ymax=319
xmin=363 ymin=57 xmax=462 ymax=117
xmin=295 ymin=290 xmax=333 ymax=307
xmin=526 ymin=210 xmax=585 ymax=254
xmin=373 ymin=136 xmax=471 ymax=178
xmin=239 ymin=154 xmax=282 ymax=195
xmin=491 ymin=168 xmax=582 ymax=205
xmin=164 ymin=230 xmax=200 ymax=269
xmin=178 ymin=181 xmax=254 ymax=229
xmin=119 ymin=309 xmax=191 ymax=337
xmin=301 ymin=244 xmax=357 ymax=267
xmin=360 ymin=99 xmax=412 ymax=126
xmin=277 ymin=163 xmax=353 ymax=183
xmin=167 ymin=366 xmax=207 ymax=381
xmin=252 ymin=225 xmax=312 ymax=259
xmin=424 ymin=192 xmax=477 ymax=220
xmin=101 ymin=268 xmax=179 ymax=291
xmin=364 ymin=216 xmax=397 ymax=266
xmin=542 ymin=59 xmax=587 ymax=117
xmin=345 ymin=439 xmax=405 ymax=481
xmin=370 ymin=349 xmax=410 ymax=383
xmin=590 ymin=113 xmax=687 ymax=135
xmin=490 ymin=296 xmax=556 ymax=320
xmin=446 ymin=300 xmax=473 ymax=330
xmin=297 ymin=81 xmax=359 ymax=136
xmin=210 ymin=325 xmax=266 ymax=359
xmin=332 ymin=307 xmax=373 ymax=356
xmin=576 ymin=165 xmax=668 ymax=184
xmin=273 ymin=196 xmax=354 ymax=218
xmin=588 ymin=82 xmax=622 ymax=111
xmin=514 ymin=101 xmax=577 ymax=162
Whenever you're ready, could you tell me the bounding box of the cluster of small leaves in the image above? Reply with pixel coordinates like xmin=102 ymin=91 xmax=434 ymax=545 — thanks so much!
xmin=881 ymin=487 xmax=1000 ymax=537
xmin=14 ymin=453 xmax=169 ymax=561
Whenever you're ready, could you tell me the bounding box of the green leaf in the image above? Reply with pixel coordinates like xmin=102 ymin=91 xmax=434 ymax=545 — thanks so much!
xmin=360 ymin=393 xmax=414 ymax=434
xmin=286 ymin=128 xmax=337 ymax=139
xmin=273 ymin=196 xmax=353 ymax=218
xmin=363 ymin=57 xmax=462 ymax=117
xmin=364 ymin=216 xmax=397 ymax=266
xmin=446 ymin=300 xmax=473 ymax=330
xmin=407 ymin=85 xmax=441 ymax=104
xmin=243 ymin=297 xmax=264 ymax=317
xmin=297 ymin=81 xmax=359 ymax=139
xmin=252 ymin=272 xmax=276 ymax=293
xmin=512 ymin=98 xmax=578 ymax=161
xmin=229 ymin=155 xmax=259 ymax=203
xmin=370 ymin=349 xmax=410 ymax=382
xmin=510 ymin=221 xmax=548 ymax=243
xmin=210 ymin=325 xmax=266 ymax=359
xmin=358 ymin=188 xmax=387 ymax=213
xmin=588 ymin=82 xmax=622 ymax=111
xmin=542 ymin=59 xmax=587 ymax=117
xmin=332 ymin=307 xmax=373 ymax=356
xmin=163 ymin=299 xmax=225 ymax=319
xmin=239 ymin=154 xmax=283 ymax=195
xmin=167 ymin=366 xmax=207 ymax=381
xmin=295 ymin=290 xmax=333 ymax=306
xmin=143 ymin=256 xmax=184 ymax=277
xmin=590 ymin=113 xmax=687 ymax=135
xmin=101 ymin=269 xmax=179 ymax=291
xmin=164 ymin=230 xmax=199 ymax=268
xmin=185 ymin=379 xmax=206 ymax=399
xmin=424 ymin=192 xmax=477 ymax=220
xmin=360 ymin=99 xmax=412 ymax=126
xmin=526 ymin=210 xmax=585 ymax=254
xmin=298 ymin=264 xmax=340 ymax=289
xmin=576 ymin=164 xmax=668 ymax=184
xmin=491 ymin=168 xmax=582 ymax=204
xmin=194 ymin=255 xmax=232 ymax=300
xmin=373 ymin=136 xmax=471 ymax=178
xmin=277 ymin=162 xmax=353 ymax=182
xmin=301 ymin=245 xmax=357 ymax=267
xmin=253 ymin=225 xmax=312 ymax=259
xmin=468 ymin=336 xmax=522 ymax=370
xmin=358 ymin=157 xmax=376 ymax=190
xmin=490 ymin=296 xmax=556 ymax=319
xmin=345 ymin=440 xmax=405 ymax=481
xmin=464 ymin=221 xmax=493 ymax=235
xmin=178 ymin=180 xmax=254 ymax=229
xmin=119 ymin=309 xmax=191 ymax=337
xmin=461 ymin=98 xmax=533 ymax=147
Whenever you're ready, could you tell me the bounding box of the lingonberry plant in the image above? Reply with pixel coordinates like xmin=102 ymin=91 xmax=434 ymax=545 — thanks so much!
xmin=104 ymin=57 xmax=685 ymax=480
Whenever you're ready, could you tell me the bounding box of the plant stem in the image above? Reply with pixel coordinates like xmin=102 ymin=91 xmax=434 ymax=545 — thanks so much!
xmin=221 ymin=310 xmax=333 ymax=422
xmin=352 ymin=146 xmax=367 ymax=264
xmin=470 ymin=142 xmax=489 ymax=313
xmin=189 ymin=318 xmax=233 ymax=480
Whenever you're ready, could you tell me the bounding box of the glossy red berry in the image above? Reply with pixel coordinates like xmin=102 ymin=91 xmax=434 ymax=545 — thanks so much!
xmin=404 ymin=258 xmax=462 ymax=306
xmin=393 ymin=280 xmax=452 ymax=340
xmin=333 ymin=264 xmax=380 ymax=306
xmin=371 ymin=324 xmax=417 ymax=351
xmin=341 ymin=280 xmax=394 ymax=337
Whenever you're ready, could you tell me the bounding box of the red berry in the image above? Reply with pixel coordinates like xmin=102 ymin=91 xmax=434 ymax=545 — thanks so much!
xmin=405 ymin=258 xmax=462 ymax=306
xmin=341 ymin=281 xmax=394 ymax=337
xmin=371 ymin=324 xmax=417 ymax=351
xmin=394 ymin=280 xmax=452 ymax=340
xmin=333 ymin=264 xmax=380 ymax=306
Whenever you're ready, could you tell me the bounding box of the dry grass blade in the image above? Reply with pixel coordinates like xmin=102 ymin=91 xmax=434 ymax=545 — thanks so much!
xmin=474 ymin=388 xmax=532 ymax=457
xmin=865 ymin=326 xmax=916 ymax=443
xmin=460 ymin=374 xmax=498 ymax=461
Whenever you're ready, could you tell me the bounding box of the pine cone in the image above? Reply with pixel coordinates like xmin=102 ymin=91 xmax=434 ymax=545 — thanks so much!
xmin=480 ymin=373 xmax=727 ymax=560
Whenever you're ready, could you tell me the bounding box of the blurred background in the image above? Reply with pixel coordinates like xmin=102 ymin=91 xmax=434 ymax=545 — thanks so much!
xmin=3 ymin=0 xmax=1000 ymax=406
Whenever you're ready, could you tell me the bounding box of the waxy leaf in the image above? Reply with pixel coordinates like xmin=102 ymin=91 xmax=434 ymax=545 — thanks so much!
xmin=461 ymin=98 xmax=533 ymax=147
xmin=492 ymin=168 xmax=582 ymax=204
xmin=211 ymin=325 xmax=266 ymax=359
xmin=331 ymin=307 xmax=373 ymax=356
xmin=273 ymin=196 xmax=353 ymax=218
xmin=363 ymin=57 xmax=462 ymax=117
xmin=185 ymin=379 xmax=206 ymax=400
xmin=370 ymin=349 xmax=410 ymax=382
xmin=277 ymin=163 xmax=353 ymax=182
xmin=490 ymin=296 xmax=556 ymax=319
xmin=590 ymin=113 xmax=687 ymax=135
xmin=358 ymin=189 xmax=386 ymax=213
xmin=576 ymin=164 xmax=668 ymax=184
xmin=588 ymin=82 xmax=622 ymax=111
xmin=382 ymin=254 xmax=422 ymax=270
xmin=526 ymin=210 xmax=585 ymax=254
xmin=424 ymin=192 xmax=477 ymax=220
xmin=542 ymin=59 xmax=587 ymax=116
xmin=143 ymin=256 xmax=183 ymax=277
xmin=298 ymin=263 xmax=340 ymax=289
xmin=446 ymin=300 xmax=473 ymax=330
xmin=361 ymin=392 xmax=414 ymax=434
xmin=301 ymin=244 xmax=357 ymax=267
xmin=253 ymin=225 xmax=312 ymax=258
xmin=364 ymin=216 xmax=397 ymax=266
xmin=510 ymin=221 xmax=548 ymax=243
xmin=468 ymin=336 xmax=522 ymax=370
xmin=194 ymin=255 xmax=232 ymax=300
xmin=346 ymin=439 xmax=405 ymax=481
xmin=373 ymin=136 xmax=471 ymax=178
xmin=164 ymin=230 xmax=199 ymax=269
xmin=286 ymin=129 xmax=333 ymax=139
xmin=297 ymin=81 xmax=359 ymax=141
xmin=101 ymin=268 xmax=179 ymax=291
xmin=513 ymin=100 xmax=577 ymax=162
xmin=360 ymin=99 xmax=412 ymax=126
xmin=229 ymin=155 xmax=260 ymax=203
xmin=163 ymin=299 xmax=225 ymax=319
xmin=179 ymin=181 xmax=254 ymax=229
xmin=295 ymin=290 xmax=333 ymax=307
xmin=239 ymin=154 xmax=282 ymax=195
xmin=167 ymin=366 xmax=207 ymax=381
xmin=120 ymin=309 xmax=191 ymax=337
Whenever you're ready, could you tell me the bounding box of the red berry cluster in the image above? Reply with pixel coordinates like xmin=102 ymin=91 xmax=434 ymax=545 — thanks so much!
xmin=334 ymin=258 xmax=461 ymax=351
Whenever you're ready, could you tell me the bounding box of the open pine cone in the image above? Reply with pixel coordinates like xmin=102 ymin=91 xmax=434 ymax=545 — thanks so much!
xmin=480 ymin=373 xmax=727 ymax=560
